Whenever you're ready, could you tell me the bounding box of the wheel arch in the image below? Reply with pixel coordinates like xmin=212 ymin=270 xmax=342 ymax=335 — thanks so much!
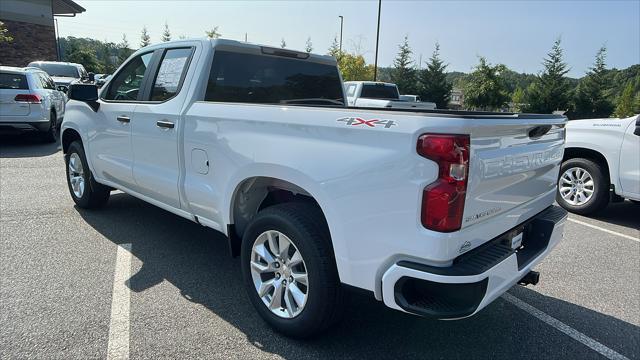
xmin=563 ymin=147 xmax=611 ymax=185
xmin=61 ymin=127 xmax=82 ymax=154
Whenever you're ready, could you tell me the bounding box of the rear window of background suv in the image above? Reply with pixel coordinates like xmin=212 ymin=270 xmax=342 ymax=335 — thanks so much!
xmin=204 ymin=50 xmax=345 ymax=106
xmin=0 ymin=73 xmax=29 ymax=90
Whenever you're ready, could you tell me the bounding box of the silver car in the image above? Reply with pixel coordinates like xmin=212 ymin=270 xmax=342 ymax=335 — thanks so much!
xmin=27 ymin=61 xmax=89 ymax=93
xmin=0 ymin=66 xmax=66 ymax=142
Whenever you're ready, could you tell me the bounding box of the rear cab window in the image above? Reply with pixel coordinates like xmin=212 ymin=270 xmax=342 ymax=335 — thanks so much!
xmin=205 ymin=50 xmax=344 ymax=106
xmin=361 ymin=84 xmax=400 ymax=100
xmin=0 ymin=73 xmax=29 ymax=90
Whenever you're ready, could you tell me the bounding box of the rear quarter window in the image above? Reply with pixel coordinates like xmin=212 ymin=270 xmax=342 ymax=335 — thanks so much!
xmin=0 ymin=73 xmax=29 ymax=90
xmin=205 ymin=50 xmax=344 ymax=106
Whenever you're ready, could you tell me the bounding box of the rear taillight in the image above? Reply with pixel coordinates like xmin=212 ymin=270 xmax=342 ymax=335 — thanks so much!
xmin=417 ymin=134 xmax=470 ymax=232
xmin=14 ymin=94 xmax=42 ymax=103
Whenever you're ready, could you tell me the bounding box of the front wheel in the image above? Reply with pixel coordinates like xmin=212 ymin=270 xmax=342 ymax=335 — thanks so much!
xmin=241 ymin=203 xmax=343 ymax=338
xmin=65 ymin=141 xmax=111 ymax=209
xmin=556 ymin=158 xmax=609 ymax=215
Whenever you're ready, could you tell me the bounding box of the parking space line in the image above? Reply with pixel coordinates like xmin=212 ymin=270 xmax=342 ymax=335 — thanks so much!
xmin=568 ymin=218 xmax=639 ymax=242
xmin=502 ymin=293 xmax=630 ymax=360
xmin=107 ymin=243 xmax=132 ymax=360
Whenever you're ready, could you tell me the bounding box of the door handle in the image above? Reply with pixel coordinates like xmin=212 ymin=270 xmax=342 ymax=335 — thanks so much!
xmin=156 ymin=120 xmax=175 ymax=129
xmin=116 ymin=115 xmax=130 ymax=123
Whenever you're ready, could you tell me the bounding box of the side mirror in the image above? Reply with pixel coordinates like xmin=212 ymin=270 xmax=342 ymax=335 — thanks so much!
xmin=88 ymin=73 xmax=95 ymax=82
xmin=56 ymin=85 xmax=68 ymax=93
xmin=68 ymin=83 xmax=100 ymax=112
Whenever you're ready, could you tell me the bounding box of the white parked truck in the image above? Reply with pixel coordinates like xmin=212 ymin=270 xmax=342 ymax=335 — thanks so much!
xmin=345 ymin=81 xmax=437 ymax=109
xmin=61 ymin=39 xmax=568 ymax=338
xmin=557 ymin=115 xmax=640 ymax=214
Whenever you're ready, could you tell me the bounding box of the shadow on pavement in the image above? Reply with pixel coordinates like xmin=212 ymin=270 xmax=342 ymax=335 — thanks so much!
xmin=0 ymin=134 xmax=61 ymax=158
xmin=76 ymin=193 xmax=639 ymax=359
xmin=587 ymin=201 xmax=640 ymax=231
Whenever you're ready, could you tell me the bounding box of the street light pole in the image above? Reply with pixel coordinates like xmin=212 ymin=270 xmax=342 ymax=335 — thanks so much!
xmin=373 ymin=0 xmax=381 ymax=81
xmin=338 ymin=15 xmax=343 ymax=53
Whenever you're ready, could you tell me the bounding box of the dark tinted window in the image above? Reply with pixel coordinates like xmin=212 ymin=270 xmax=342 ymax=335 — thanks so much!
xmin=150 ymin=48 xmax=191 ymax=101
xmin=205 ymin=51 xmax=344 ymax=105
xmin=0 ymin=73 xmax=29 ymax=89
xmin=361 ymin=84 xmax=399 ymax=99
xmin=104 ymin=52 xmax=153 ymax=101
xmin=29 ymin=63 xmax=80 ymax=78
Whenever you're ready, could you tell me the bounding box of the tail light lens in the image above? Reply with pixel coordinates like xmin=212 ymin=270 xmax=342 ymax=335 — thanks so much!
xmin=417 ymin=134 xmax=470 ymax=232
xmin=14 ymin=94 xmax=42 ymax=103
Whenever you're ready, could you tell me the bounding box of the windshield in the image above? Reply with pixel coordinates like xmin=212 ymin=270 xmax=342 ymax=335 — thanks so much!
xmin=361 ymin=84 xmax=400 ymax=100
xmin=29 ymin=63 xmax=80 ymax=78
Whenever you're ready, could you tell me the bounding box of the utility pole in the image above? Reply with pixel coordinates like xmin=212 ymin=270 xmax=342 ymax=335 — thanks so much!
xmin=338 ymin=15 xmax=344 ymax=52
xmin=373 ymin=0 xmax=381 ymax=81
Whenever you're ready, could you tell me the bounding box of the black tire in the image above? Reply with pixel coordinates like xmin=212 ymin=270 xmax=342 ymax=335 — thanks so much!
xmin=65 ymin=141 xmax=110 ymax=209
xmin=42 ymin=110 xmax=58 ymax=143
xmin=630 ymin=200 xmax=640 ymax=205
xmin=240 ymin=202 xmax=343 ymax=338
xmin=556 ymin=157 xmax=609 ymax=215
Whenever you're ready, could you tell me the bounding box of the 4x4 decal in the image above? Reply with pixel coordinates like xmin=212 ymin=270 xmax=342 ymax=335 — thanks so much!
xmin=337 ymin=117 xmax=397 ymax=128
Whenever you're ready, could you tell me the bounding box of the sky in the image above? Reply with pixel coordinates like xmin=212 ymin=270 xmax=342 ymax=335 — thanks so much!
xmin=57 ymin=0 xmax=640 ymax=78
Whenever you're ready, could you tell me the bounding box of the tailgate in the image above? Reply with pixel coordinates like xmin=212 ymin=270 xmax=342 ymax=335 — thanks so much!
xmin=462 ymin=118 xmax=566 ymax=228
xmin=0 ymin=90 xmax=31 ymax=117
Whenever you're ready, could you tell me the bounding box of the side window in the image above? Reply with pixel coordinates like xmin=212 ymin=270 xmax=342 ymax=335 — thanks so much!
xmin=346 ymin=84 xmax=356 ymax=97
xmin=150 ymin=48 xmax=192 ymax=101
xmin=104 ymin=52 xmax=153 ymax=101
xmin=39 ymin=74 xmax=55 ymax=90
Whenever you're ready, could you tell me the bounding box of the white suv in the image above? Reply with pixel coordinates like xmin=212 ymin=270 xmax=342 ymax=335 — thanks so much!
xmin=0 ymin=66 xmax=66 ymax=142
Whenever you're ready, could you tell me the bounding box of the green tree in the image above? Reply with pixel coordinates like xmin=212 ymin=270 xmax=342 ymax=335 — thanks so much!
xmin=511 ymin=86 xmax=527 ymax=112
xmin=338 ymin=52 xmax=374 ymax=81
xmin=161 ymin=22 xmax=171 ymax=42
xmin=140 ymin=26 xmax=151 ymax=48
xmin=205 ymin=26 xmax=221 ymax=39
xmin=463 ymin=57 xmax=510 ymax=110
xmin=572 ymin=46 xmax=614 ymax=118
xmin=117 ymin=34 xmax=132 ymax=63
xmin=614 ymin=81 xmax=638 ymax=118
xmin=280 ymin=38 xmax=286 ymax=49
xmin=0 ymin=21 xmax=13 ymax=43
xmin=328 ymin=35 xmax=341 ymax=58
xmin=66 ymin=46 xmax=103 ymax=73
xmin=525 ymin=38 xmax=571 ymax=114
xmin=418 ymin=42 xmax=452 ymax=109
xmin=305 ymin=37 xmax=313 ymax=53
xmin=390 ymin=35 xmax=417 ymax=94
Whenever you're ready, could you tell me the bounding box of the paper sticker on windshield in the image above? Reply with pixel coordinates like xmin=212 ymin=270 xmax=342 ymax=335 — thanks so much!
xmin=337 ymin=117 xmax=397 ymax=128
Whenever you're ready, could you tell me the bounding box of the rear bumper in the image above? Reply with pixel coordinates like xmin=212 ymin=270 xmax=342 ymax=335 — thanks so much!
xmin=0 ymin=121 xmax=50 ymax=133
xmin=381 ymin=205 xmax=567 ymax=319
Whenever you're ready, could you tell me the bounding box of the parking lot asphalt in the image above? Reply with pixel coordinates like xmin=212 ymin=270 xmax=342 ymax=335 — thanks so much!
xmin=1 ymin=135 xmax=638 ymax=360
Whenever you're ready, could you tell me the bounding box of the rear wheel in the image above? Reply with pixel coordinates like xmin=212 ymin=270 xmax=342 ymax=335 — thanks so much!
xmin=241 ymin=203 xmax=343 ymax=338
xmin=41 ymin=110 xmax=58 ymax=143
xmin=556 ymin=158 xmax=609 ymax=215
xmin=65 ymin=141 xmax=110 ymax=208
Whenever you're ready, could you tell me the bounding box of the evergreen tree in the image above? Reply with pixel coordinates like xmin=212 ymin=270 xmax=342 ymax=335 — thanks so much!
xmin=205 ymin=27 xmax=221 ymax=39
xmin=572 ymin=46 xmax=614 ymax=118
xmin=305 ymin=37 xmax=313 ymax=53
xmin=613 ymin=81 xmax=637 ymax=118
xmin=117 ymin=34 xmax=132 ymax=63
xmin=140 ymin=26 xmax=151 ymax=48
xmin=280 ymin=38 xmax=287 ymax=49
xmin=511 ymin=86 xmax=526 ymax=112
xmin=161 ymin=22 xmax=171 ymax=42
xmin=418 ymin=43 xmax=452 ymax=109
xmin=463 ymin=57 xmax=510 ymax=110
xmin=525 ymin=38 xmax=571 ymax=114
xmin=328 ymin=36 xmax=341 ymax=59
xmin=390 ymin=35 xmax=417 ymax=94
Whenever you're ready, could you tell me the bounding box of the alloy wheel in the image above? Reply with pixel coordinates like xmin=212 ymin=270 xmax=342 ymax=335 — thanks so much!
xmin=559 ymin=167 xmax=595 ymax=206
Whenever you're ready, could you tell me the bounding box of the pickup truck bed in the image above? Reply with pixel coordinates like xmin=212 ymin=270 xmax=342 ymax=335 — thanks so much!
xmin=61 ymin=38 xmax=567 ymax=338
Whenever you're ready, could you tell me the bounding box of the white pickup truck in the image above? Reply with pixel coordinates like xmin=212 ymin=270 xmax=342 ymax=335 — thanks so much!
xmin=557 ymin=115 xmax=639 ymax=214
xmin=62 ymin=39 xmax=567 ymax=338
xmin=345 ymin=81 xmax=437 ymax=109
